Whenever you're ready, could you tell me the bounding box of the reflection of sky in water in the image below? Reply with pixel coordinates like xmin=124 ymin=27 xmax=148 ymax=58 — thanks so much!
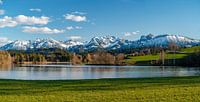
xmin=0 ymin=65 xmax=200 ymax=80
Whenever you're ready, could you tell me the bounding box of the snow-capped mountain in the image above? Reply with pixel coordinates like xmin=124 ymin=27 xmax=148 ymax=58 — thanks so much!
xmin=0 ymin=40 xmax=31 ymax=50
xmin=64 ymin=40 xmax=84 ymax=48
xmin=0 ymin=34 xmax=199 ymax=51
xmin=32 ymin=38 xmax=67 ymax=49
xmin=0 ymin=38 xmax=68 ymax=50
xmin=84 ymin=36 xmax=124 ymax=50
xmin=137 ymin=34 xmax=200 ymax=47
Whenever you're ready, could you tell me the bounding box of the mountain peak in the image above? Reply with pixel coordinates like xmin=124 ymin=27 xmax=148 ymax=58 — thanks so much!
xmin=0 ymin=34 xmax=199 ymax=51
xmin=140 ymin=34 xmax=154 ymax=41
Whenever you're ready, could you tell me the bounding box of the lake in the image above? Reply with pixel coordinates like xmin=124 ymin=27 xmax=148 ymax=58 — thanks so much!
xmin=0 ymin=64 xmax=200 ymax=80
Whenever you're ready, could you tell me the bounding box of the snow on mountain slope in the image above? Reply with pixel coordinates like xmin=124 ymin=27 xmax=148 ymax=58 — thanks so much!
xmin=0 ymin=38 xmax=68 ymax=50
xmin=64 ymin=40 xmax=84 ymax=48
xmin=138 ymin=34 xmax=200 ymax=47
xmin=32 ymin=38 xmax=67 ymax=49
xmin=0 ymin=34 xmax=199 ymax=51
xmin=85 ymin=36 xmax=123 ymax=50
xmin=0 ymin=40 xmax=31 ymax=50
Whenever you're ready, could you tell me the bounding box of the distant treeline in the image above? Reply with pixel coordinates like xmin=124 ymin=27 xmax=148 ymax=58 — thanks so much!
xmin=8 ymin=48 xmax=70 ymax=64
xmin=177 ymin=50 xmax=200 ymax=67
xmin=0 ymin=44 xmax=200 ymax=66
xmin=71 ymin=52 xmax=125 ymax=65
xmin=4 ymin=48 xmax=125 ymax=65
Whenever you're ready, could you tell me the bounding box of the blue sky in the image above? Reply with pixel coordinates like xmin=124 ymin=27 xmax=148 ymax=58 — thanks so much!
xmin=0 ymin=0 xmax=200 ymax=41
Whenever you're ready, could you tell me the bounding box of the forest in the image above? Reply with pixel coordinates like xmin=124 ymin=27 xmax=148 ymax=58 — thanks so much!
xmin=0 ymin=44 xmax=200 ymax=66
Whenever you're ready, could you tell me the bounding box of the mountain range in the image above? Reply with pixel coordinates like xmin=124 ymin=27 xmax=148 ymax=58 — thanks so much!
xmin=0 ymin=34 xmax=199 ymax=52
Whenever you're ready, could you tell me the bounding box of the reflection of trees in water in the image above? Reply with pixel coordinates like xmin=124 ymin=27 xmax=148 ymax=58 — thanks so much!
xmin=23 ymin=66 xmax=63 ymax=72
xmin=0 ymin=64 xmax=12 ymax=71
xmin=90 ymin=67 xmax=115 ymax=72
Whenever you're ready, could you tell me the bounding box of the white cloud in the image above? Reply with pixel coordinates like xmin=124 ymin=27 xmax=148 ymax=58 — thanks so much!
xmin=72 ymin=11 xmax=86 ymax=15
xmin=66 ymin=26 xmax=74 ymax=30
xmin=15 ymin=15 xmax=49 ymax=25
xmin=0 ymin=37 xmax=7 ymax=41
xmin=0 ymin=15 xmax=50 ymax=28
xmin=69 ymin=36 xmax=82 ymax=40
xmin=29 ymin=8 xmax=42 ymax=12
xmin=0 ymin=16 xmax=18 ymax=28
xmin=66 ymin=26 xmax=82 ymax=30
xmin=64 ymin=14 xmax=86 ymax=22
xmin=124 ymin=31 xmax=140 ymax=37
xmin=0 ymin=9 xmax=5 ymax=15
xmin=0 ymin=37 xmax=12 ymax=46
xmin=0 ymin=0 xmax=3 ymax=5
xmin=75 ymin=26 xmax=82 ymax=29
xmin=22 ymin=26 xmax=65 ymax=34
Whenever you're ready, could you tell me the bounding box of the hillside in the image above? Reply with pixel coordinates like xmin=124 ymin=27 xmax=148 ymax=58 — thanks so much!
xmin=181 ymin=46 xmax=200 ymax=53
xmin=124 ymin=46 xmax=200 ymax=66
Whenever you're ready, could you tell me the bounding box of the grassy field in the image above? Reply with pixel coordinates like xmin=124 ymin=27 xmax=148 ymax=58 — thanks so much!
xmin=1 ymin=77 xmax=200 ymax=102
xmin=181 ymin=46 xmax=200 ymax=53
xmin=125 ymin=46 xmax=200 ymax=64
xmin=125 ymin=53 xmax=187 ymax=63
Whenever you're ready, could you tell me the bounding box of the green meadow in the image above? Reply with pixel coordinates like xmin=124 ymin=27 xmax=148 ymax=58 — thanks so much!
xmin=125 ymin=46 xmax=200 ymax=64
xmin=125 ymin=53 xmax=187 ymax=63
xmin=0 ymin=77 xmax=200 ymax=102
xmin=181 ymin=46 xmax=200 ymax=53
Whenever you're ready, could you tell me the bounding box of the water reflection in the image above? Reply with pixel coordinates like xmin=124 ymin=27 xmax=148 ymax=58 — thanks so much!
xmin=0 ymin=64 xmax=200 ymax=80
xmin=0 ymin=64 xmax=13 ymax=71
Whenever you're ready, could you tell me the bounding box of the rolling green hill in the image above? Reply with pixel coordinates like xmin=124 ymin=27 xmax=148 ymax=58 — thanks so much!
xmin=124 ymin=46 xmax=200 ymax=65
xmin=125 ymin=53 xmax=187 ymax=63
xmin=181 ymin=46 xmax=200 ymax=53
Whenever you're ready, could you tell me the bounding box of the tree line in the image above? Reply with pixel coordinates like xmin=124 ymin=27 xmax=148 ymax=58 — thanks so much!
xmin=71 ymin=51 xmax=125 ymax=65
xmin=0 ymin=43 xmax=200 ymax=66
xmin=8 ymin=48 xmax=71 ymax=64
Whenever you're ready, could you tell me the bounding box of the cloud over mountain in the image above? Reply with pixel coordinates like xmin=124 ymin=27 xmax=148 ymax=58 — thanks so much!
xmin=64 ymin=14 xmax=86 ymax=22
xmin=22 ymin=26 xmax=64 ymax=34
xmin=69 ymin=36 xmax=82 ymax=40
xmin=15 ymin=15 xmax=49 ymax=25
xmin=124 ymin=31 xmax=140 ymax=37
xmin=0 ymin=15 xmax=50 ymax=28
xmin=66 ymin=26 xmax=82 ymax=30
xmin=29 ymin=8 xmax=42 ymax=12
xmin=0 ymin=16 xmax=18 ymax=28
xmin=0 ymin=37 xmax=12 ymax=46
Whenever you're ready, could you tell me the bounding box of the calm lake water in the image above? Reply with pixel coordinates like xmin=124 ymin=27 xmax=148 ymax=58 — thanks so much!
xmin=0 ymin=64 xmax=200 ymax=80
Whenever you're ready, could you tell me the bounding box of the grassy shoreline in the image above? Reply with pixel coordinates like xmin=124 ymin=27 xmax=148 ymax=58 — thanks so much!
xmin=1 ymin=76 xmax=200 ymax=102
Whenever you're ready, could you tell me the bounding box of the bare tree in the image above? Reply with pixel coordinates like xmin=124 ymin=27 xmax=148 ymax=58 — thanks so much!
xmin=71 ymin=53 xmax=82 ymax=65
xmin=0 ymin=51 xmax=12 ymax=65
xmin=90 ymin=52 xmax=115 ymax=65
xmin=168 ymin=42 xmax=179 ymax=65
xmin=85 ymin=53 xmax=92 ymax=64
xmin=159 ymin=49 xmax=165 ymax=65
xmin=115 ymin=53 xmax=125 ymax=65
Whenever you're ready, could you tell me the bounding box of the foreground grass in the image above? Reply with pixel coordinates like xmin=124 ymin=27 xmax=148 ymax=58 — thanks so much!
xmin=1 ymin=77 xmax=200 ymax=101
